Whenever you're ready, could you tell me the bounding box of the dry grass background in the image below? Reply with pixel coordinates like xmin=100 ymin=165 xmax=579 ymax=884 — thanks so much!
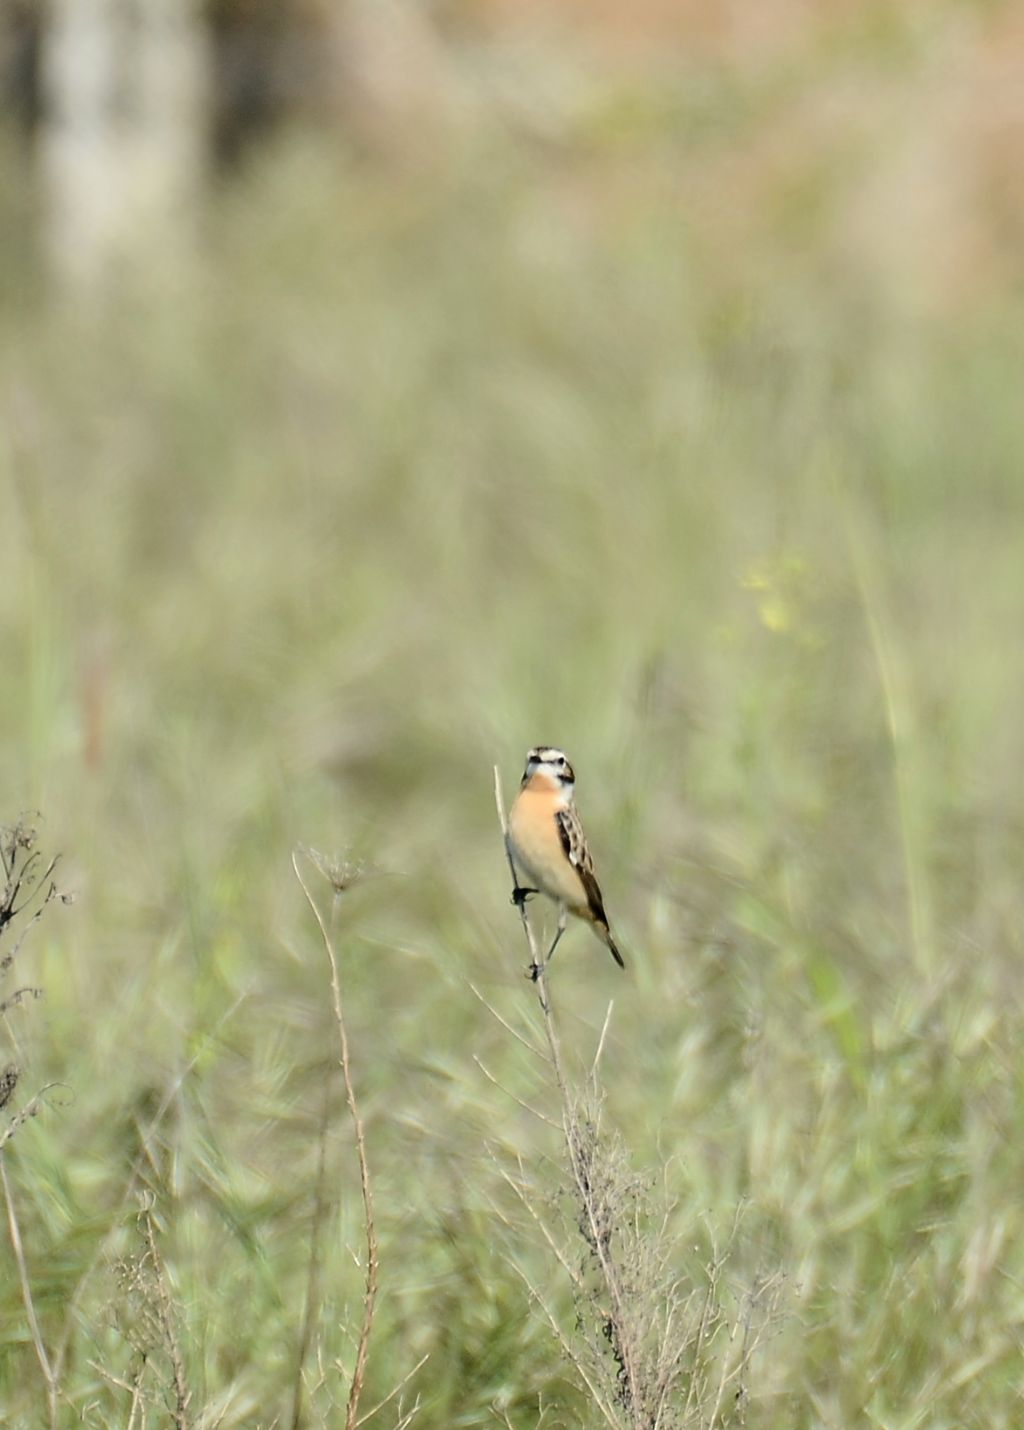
xmin=3 ymin=5 xmax=1024 ymax=1424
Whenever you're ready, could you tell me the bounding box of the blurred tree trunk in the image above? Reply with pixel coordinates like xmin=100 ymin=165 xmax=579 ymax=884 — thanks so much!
xmin=40 ymin=0 xmax=208 ymax=292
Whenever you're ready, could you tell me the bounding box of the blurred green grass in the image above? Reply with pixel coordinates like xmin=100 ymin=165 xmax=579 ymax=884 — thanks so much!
xmin=3 ymin=119 xmax=1024 ymax=1425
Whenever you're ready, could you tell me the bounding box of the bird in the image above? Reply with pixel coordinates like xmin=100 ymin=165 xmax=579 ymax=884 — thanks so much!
xmin=506 ymin=745 xmax=624 ymax=972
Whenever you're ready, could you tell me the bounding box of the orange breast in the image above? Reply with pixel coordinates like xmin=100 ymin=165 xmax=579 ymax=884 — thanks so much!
xmin=508 ymin=786 xmax=588 ymax=910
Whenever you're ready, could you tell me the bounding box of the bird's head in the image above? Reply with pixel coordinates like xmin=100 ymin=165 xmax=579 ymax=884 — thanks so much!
xmin=522 ymin=746 xmax=576 ymax=790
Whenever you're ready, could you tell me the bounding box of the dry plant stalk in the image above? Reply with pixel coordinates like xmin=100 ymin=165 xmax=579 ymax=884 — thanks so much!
xmin=493 ymin=767 xmax=642 ymax=1409
xmin=292 ymin=848 xmax=379 ymax=1430
xmin=493 ymin=767 xmax=779 ymax=1427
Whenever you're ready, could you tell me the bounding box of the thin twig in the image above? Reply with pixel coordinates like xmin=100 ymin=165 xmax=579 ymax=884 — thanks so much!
xmin=2 ymin=1153 xmax=58 ymax=1428
xmin=468 ymin=983 xmax=548 ymax=1061
xmin=680 ymin=1271 xmax=718 ymax=1422
xmin=491 ymin=1158 xmax=589 ymax=1297
xmin=503 ymin=1256 xmax=621 ymax=1428
xmin=88 ymin=1359 xmax=148 ymax=1424
xmin=393 ymin=1399 xmax=422 ymax=1430
xmin=292 ymin=849 xmax=378 ymax=1430
xmin=473 ymin=1056 xmax=560 ymax=1128
xmin=355 ymin=1352 xmax=429 ymax=1425
xmin=291 ymin=1060 xmax=334 ymax=1430
xmin=590 ymin=1001 xmax=614 ymax=1088
xmin=0 ymin=1082 xmax=65 ymax=1153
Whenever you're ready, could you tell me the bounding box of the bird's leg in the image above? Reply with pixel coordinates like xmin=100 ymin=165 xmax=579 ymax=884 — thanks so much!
xmin=546 ymin=905 xmax=567 ymax=964
xmin=530 ymin=905 xmax=566 ymax=981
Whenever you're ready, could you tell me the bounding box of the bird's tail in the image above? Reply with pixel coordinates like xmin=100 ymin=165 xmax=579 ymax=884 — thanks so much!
xmin=602 ymin=925 xmax=625 ymax=969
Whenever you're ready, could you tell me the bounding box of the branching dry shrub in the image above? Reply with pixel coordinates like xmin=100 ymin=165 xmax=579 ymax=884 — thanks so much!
xmin=1 ymin=815 xmax=60 ymax=1025
xmin=0 ymin=816 xmax=70 ymax=1429
xmin=108 ymin=1196 xmax=192 ymax=1429
xmin=0 ymin=818 xmax=71 ymax=1151
xmin=493 ymin=770 xmax=783 ymax=1428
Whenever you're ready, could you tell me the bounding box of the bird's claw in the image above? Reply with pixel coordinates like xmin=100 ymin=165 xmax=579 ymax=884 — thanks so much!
xmin=527 ymin=960 xmax=543 ymax=982
xmin=511 ymin=885 xmax=538 ymax=908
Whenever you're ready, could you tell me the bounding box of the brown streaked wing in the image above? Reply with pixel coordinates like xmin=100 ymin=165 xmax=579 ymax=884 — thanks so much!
xmin=556 ymin=807 xmax=610 ymax=927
